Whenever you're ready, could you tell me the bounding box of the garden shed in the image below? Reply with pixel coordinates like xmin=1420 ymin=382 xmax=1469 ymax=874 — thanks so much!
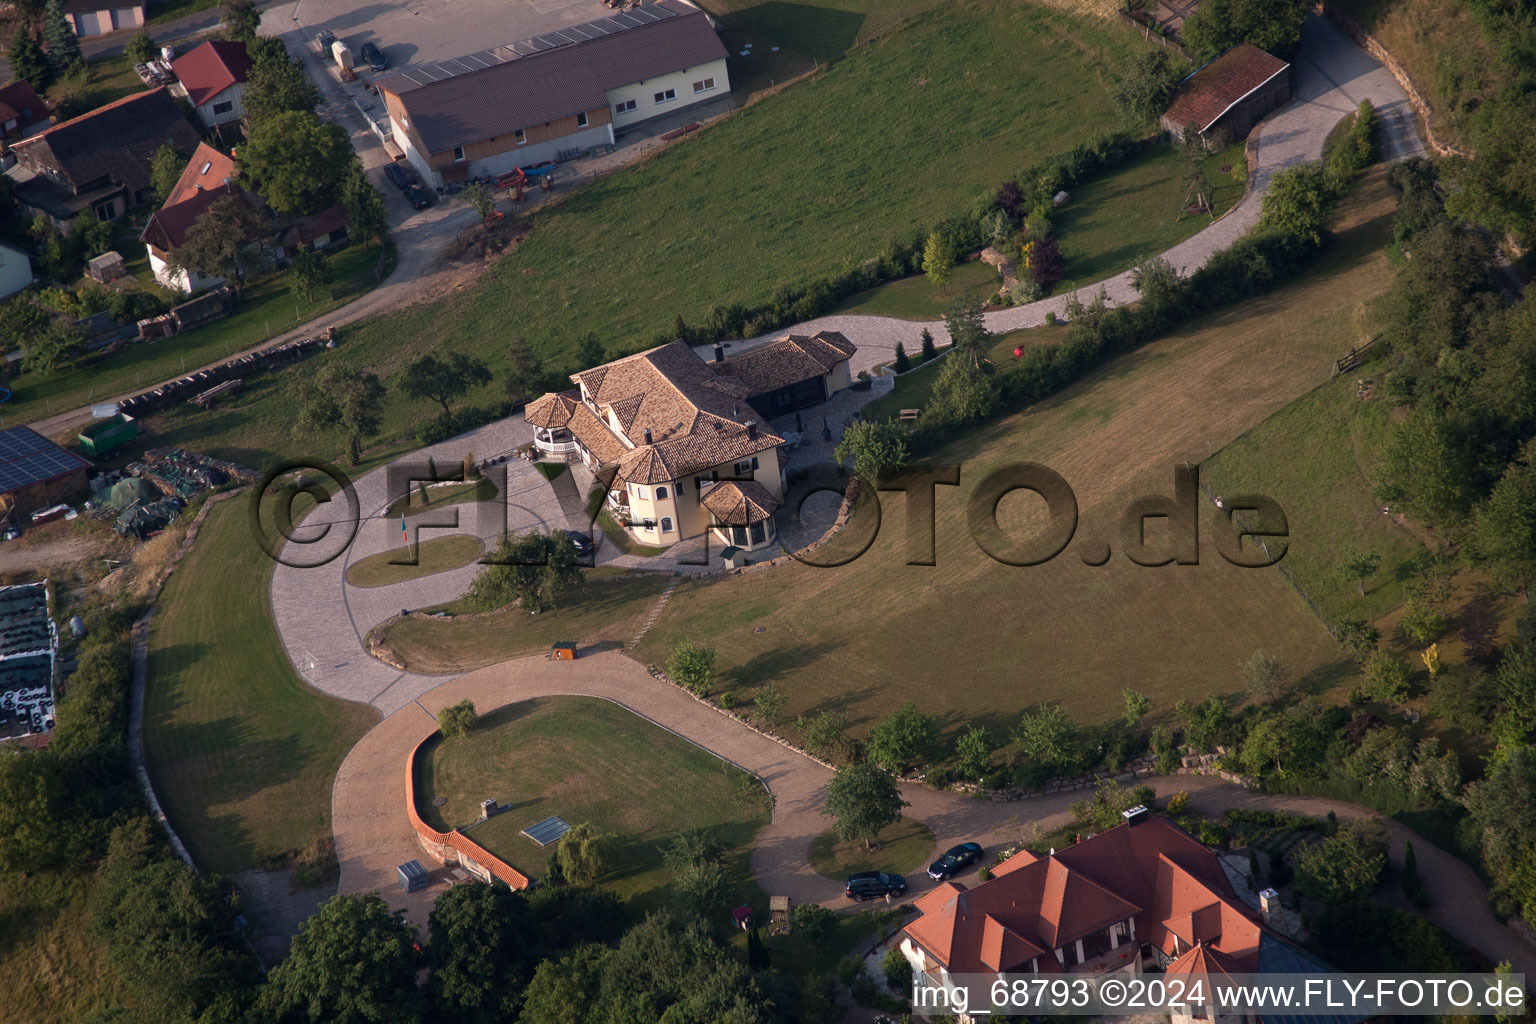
xmin=1161 ymin=43 xmax=1292 ymax=147
xmin=87 ymin=251 xmax=126 ymax=283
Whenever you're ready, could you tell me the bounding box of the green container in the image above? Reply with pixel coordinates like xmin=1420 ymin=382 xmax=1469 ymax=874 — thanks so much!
xmin=78 ymin=414 xmax=138 ymax=456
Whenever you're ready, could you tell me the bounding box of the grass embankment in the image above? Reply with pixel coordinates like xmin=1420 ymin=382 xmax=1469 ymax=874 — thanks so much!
xmin=10 ymin=244 xmax=384 ymax=428
xmin=344 ymin=534 xmax=485 ymax=589
xmin=385 ymin=477 xmax=498 ymax=519
xmin=415 ymin=697 xmax=770 ymax=910
xmin=0 ymin=870 xmax=131 ymax=1024
xmin=139 ymin=0 xmax=1158 ymax=463
xmin=833 ymin=141 xmax=1248 ymax=320
xmin=143 ymin=498 xmax=378 ymax=875
xmin=635 ymin=167 xmax=1401 ymax=740
xmin=377 ymin=572 xmax=671 ymax=673
xmin=808 ymin=820 xmax=936 ymax=882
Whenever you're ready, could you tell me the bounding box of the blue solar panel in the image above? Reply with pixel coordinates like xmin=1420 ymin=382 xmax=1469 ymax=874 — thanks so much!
xmin=0 ymin=426 xmax=90 ymax=494
xmin=521 ymin=816 xmax=571 ymax=846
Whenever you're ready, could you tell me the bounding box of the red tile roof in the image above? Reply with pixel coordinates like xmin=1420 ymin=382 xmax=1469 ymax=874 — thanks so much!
xmin=1164 ymin=43 xmax=1289 ymax=134
xmin=171 ymin=40 xmax=252 ymax=108
xmin=904 ymin=816 xmax=1265 ymax=976
xmin=0 ymin=80 xmax=47 ymax=134
xmin=140 ymin=182 xmax=245 ymax=252
xmin=166 ymin=142 xmax=238 ymax=204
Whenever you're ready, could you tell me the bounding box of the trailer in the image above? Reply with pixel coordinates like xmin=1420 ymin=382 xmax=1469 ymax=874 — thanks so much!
xmin=78 ymin=414 xmax=138 ymax=457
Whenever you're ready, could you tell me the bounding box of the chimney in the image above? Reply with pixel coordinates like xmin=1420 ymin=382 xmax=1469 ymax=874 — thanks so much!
xmin=642 ymin=428 xmax=653 ymax=445
xmin=746 ymin=422 xmax=757 ymax=440
xmin=1259 ymin=887 xmax=1279 ymax=921
xmin=1121 ymin=804 xmax=1149 ymax=827
xmin=713 ymin=343 xmax=725 ymax=363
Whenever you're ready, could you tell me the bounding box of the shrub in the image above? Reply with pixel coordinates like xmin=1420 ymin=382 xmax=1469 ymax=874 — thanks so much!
xmin=666 ymin=640 xmax=717 ymax=695
xmin=1044 ymin=310 xmax=1057 ymax=326
xmin=977 ymin=865 xmax=992 ymax=882
xmin=790 ymin=902 xmax=836 ymax=942
xmin=881 ymin=945 xmax=912 ymax=993
xmin=437 ymin=699 xmax=477 ymax=738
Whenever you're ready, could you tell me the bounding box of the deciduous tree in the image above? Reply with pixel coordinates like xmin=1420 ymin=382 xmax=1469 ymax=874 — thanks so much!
xmin=1338 ymin=544 xmax=1382 ymax=598
xmin=437 ymin=699 xmax=477 ymax=738
xmin=833 ymin=419 xmax=909 ymax=485
xmin=469 ymin=531 xmax=582 ymax=613
xmin=1122 ymin=688 xmax=1151 ymax=727
xmin=866 ymin=701 xmax=938 ymax=774
xmin=754 ymin=682 xmax=786 ymax=726
xmin=666 ymin=639 xmax=717 ymax=695
xmin=258 ymin=893 xmax=420 ymax=1024
xmin=244 ymin=43 xmax=321 ymax=126
xmin=150 ymin=145 xmax=187 ymax=203
xmin=426 ymin=883 xmax=536 ymax=1024
xmin=238 ymin=111 xmax=351 ymax=215
xmin=221 ymin=0 xmax=261 ymax=42
xmin=954 ymin=726 xmax=995 ymax=780
xmin=293 ymin=363 xmax=385 ymax=464
xmin=124 ymin=31 xmax=157 ymax=66
xmin=286 ymin=246 xmax=327 ymax=302
xmin=1110 ymin=49 xmax=1182 ymax=126
xmin=822 ymin=761 xmax=908 ymax=851
xmin=1294 ymin=819 xmax=1387 ymax=905
xmin=398 ymin=351 xmax=492 ymax=415
xmin=170 ymin=194 xmax=266 ymax=301
xmin=922 ymin=230 xmax=956 ymax=289
xmin=555 ymin=822 xmax=610 ymax=885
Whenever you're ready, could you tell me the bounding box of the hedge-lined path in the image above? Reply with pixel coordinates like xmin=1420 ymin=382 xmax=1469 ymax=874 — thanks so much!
xmin=333 ymin=650 xmax=1536 ymax=975
xmin=708 ymin=13 xmax=1425 ymax=378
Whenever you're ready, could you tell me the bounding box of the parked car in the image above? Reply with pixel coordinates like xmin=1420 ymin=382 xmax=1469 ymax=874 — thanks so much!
xmin=405 ymin=184 xmax=433 ymax=209
xmin=927 ymin=841 xmax=984 ymax=881
xmin=358 ymin=41 xmax=387 ymax=71
xmin=382 ymin=162 xmax=409 ymax=189
xmin=846 ymin=871 xmax=906 ymax=902
xmin=562 ymin=529 xmax=600 ymax=557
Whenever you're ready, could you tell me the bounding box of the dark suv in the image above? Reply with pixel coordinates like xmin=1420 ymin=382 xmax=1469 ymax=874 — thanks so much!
xmin=846 ymin=871 xmax=906 ymax=902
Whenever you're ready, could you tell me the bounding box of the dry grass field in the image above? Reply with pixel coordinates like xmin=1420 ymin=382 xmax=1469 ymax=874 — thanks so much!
xmin=635 ymin=168 xmax=1402 ymax=739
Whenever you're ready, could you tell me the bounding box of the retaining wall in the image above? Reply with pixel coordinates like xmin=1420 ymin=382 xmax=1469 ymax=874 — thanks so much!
xmin=404 ymin=733 xmax=532 ymax=890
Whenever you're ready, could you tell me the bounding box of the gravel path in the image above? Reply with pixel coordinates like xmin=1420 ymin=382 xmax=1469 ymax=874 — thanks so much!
xmin=333 ymin=651 xmax=1536 ymax=974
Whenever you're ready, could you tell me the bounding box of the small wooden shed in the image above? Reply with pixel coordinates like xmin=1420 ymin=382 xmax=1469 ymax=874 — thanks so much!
xmin=1161 ymin=43 xmax=1292 ymax=147
xmin=86 ymin=251 xmax=126 ymax=283
xmin=550 ymin=641 xmax=577 ymax=661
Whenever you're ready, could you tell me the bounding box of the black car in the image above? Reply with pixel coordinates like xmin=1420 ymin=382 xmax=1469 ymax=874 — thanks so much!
xmin=358 ymin=41 xmax=387 ymax=71
xmin=382 ymin=162 xmax=409 ymax=189
xmin=562 ymin=529 xmax=600 ymax=557
xmin=846 ymin=871 xmax=906 ymax=902
xmin=927 ymin=841 xmax=984 ymax=881
xmin=405 ymin=183 xmax=432 ymax=209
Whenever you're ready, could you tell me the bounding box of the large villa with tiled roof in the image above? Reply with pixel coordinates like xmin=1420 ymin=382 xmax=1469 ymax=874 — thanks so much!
xmin=902 ymin=810 xmax=1350 ymax=1023
xmin=524 ymin=331 xmax=855 ymax=552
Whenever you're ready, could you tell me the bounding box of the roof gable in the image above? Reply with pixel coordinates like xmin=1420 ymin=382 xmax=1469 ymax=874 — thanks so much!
xmin=1164 ymin=43 xmax=1290 ymax=133
xmin=172 ymin=40 xmax=253 ymax=107
xmin=13 ymin=88 xmax=200 ymax=194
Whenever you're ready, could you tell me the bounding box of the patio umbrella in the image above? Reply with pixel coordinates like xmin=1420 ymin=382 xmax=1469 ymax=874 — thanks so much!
xmin=821 ymin=417 xmax=832 ymax=442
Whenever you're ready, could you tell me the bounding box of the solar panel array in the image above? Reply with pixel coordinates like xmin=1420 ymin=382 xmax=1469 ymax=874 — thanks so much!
xmin=0 ymin=426 xmax=90 ymax=494
xmin=392 ymin=3 xmax=678 ymax=89
xmin=521 ymin=815 xmax=572 ymax=847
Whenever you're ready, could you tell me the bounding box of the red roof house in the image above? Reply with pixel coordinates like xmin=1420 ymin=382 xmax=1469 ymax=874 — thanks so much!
xmin=1162 ymin=43 xmax=1292 ymax=145
xmin=171 ymin=40 xmax=253 ymax=129
xmin=0 ymin=80 xmax=48 ymax=142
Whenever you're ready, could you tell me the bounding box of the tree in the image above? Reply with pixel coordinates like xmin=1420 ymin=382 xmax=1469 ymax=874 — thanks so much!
xmin=754 ymin=682 xmax=786 ymax=726
xmin=555 ymin=822 xmax=609 ymax=884
xmin=1469 ymin=448 xmax=1536 ymax=593
xmin=881 ymin=945 xmax=912 ymax=993
xmin=1131 ymin=254 xmax=1186 ymax=325
xmin=426 ymin=883 xmax=536 ymax=1024
xmin=1013 ymin=704 xmax=1081 ymax=786
xmin=1337 ymin=618 xmax=1380 ymax=661
xmin=1242 ymin=650 xmax=1288 ymax=702
xmin=293 ymin=363 xmax=386 ymax=464
xmin=9 ymin=32 xmax=51 ymax=92
xmin=1182 ymin=0 xmax=1309 ymax=58
xmin=1465 ymin=747 xmax=1536 ymax=873
xmin=1293 ymin=819 xmax=1387 ymax=905
xmin=920 ymin=328 xmax=937 ymax=362
xmin=673 ymin=858 xmax=732 ymax=925
xmin=833 ymin=419 xmax=909 ymax=486
xmin=258 ymin=893 xmax=419 ymax=1024
xmin=287 ymin=246 xmax=328 ymax=301
xmin=238 ymin=110 xmax=352 ymax=214
xmin=922 ymin=230 xmax=956 ymax=289
xmin=1122 ymin=688 xmax=1151 ymax=727
xmin=469 ymin=530 xmax=582 ymax=614
xmin=23 ymin=318 xmax=82 ymax=376
xmin=124 ymin=30 xmax=157 ymax=66
xmin=1026 ymin=233 xmax=1065 ymax=291
xmin=221 ymin=0 xmax=261 ymax=42
xmin=1110 ymin=49 xmax=1181 ymax=126
xmin=1260 ymin=163 xmax=1331 ymax=245
xmin=438 ymin=699 xmax=477 ymax=738
xmin=43 ymin=0 xmax=83 ymax=72
xmin=1338 ymin=544 xmax=1382 ymax=598
xmin=797 ymin=711 xmax=848 ymax=760
xmin=170 ymin=194 xmax=266 ymax=301
xmin=944 ymin=294 xmax=990 ymax=367
xmin=464 ymin=182 xmax=496 ymax=222
xmin=822 ymin=761 xmax=908 ymax=851
xmin=893 ymin=340 xmax=909 ymax=373
xmin=503 ymin=336 xmax=548 ymax=406
xmin=1178 ymin=124 xmax=1213 ymax=216
xmin=1237 ymin=699 xmax=1332 ymax=777
xmin=149 ymin=145 xmax=187 ymax=204
xmin=666 ymin=639 xmax=717 ymax=695
xmin=576 ymin=330 xmax=605 ymax=369
xmin=866 ymin=701 xmax=938 ymax=774
xmin=789 ymin=902 xmax=836 ymax=941
xmin=1176 ymin=694 xmax=1230 ymax=748
xmin=1401 ymin=838 xmax=1429 ymax=907
xmin=1361 ymin=650 xmax=1412 ymax=704
xmin=399 ymin=351 xmax=492 ymax=415
xmin=245 ymin=46 xmax=322 ymax=126
xmin=923 ymin=353 xmax=997 ymax=429
xmin=341 ymin=162 xmax=390 ymax=252
xmin=954 ymin=726 xmax=995 ymax=780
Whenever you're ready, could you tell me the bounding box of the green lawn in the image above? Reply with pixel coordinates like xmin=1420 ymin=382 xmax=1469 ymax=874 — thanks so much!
xmin=46 ymin=55 xmax=147 ymax=115
xmin=9 ymin=244 xmax=385 ymax=428
xmin=633 ymin=168 xmax=1401 ymax=742
xmin=344 ymin=534 xmax=485 ymax=589
xmin=135 ymin=0 xmax=1154 ymax=465
xmin=415 ymin=697 xmax=771 ymax=910
xmin=861 ymin=323 xmax=1069 ymax=420
xmin=385 ymin=477 xmax=498 ymax=519
xmin=1202 ymin=366 xmax=1434 ymax=624
xmin=376 ymin=572 xmax=672 ymax=673
xmin=0 ymin=870 xmax=130 ymax=1024
xmin=143 ymin=498 xmax=379 ymax=875
xmin=831 ymin=140 xmax=1248 ymax=321
xmin=808 ymin=819 xmax=935 ymax=882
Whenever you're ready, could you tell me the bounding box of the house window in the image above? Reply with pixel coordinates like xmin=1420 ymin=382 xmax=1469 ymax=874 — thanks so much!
xmin=212 ymin=100 xmax=234 ymax=115
xmin=642 ymin=518 xmax=655 ymax=531
xmin=615 ymin=98 xmax=636 ymax=114
xmin=660 ymin=517 xmax=673 ymax=533
xmin=634 ymin=485 xmax=648 ymax=499
xmin=733 ymin=457 xmax=759 ymax=476
xmin=731 ymin=525 xmax=747 ymax=546
xmin=692 ymin=78 xmax=715 ymax=93
xmin=675 ymin=479 xmax=684 ymax=495
xmin=655 ymin=486 xmax=668 ymax=499
xmin=92 ymin=198 xmax=118 ymax=221
xmin=654 ymin=88 xmax=676 ymax=104
xmin=749 ymin=521 xmax=764 ymax=545
xmin=452 ymin=145 xmax=465 ymax=161
xmin=576 ymin=111 xmax=588 ymax=128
